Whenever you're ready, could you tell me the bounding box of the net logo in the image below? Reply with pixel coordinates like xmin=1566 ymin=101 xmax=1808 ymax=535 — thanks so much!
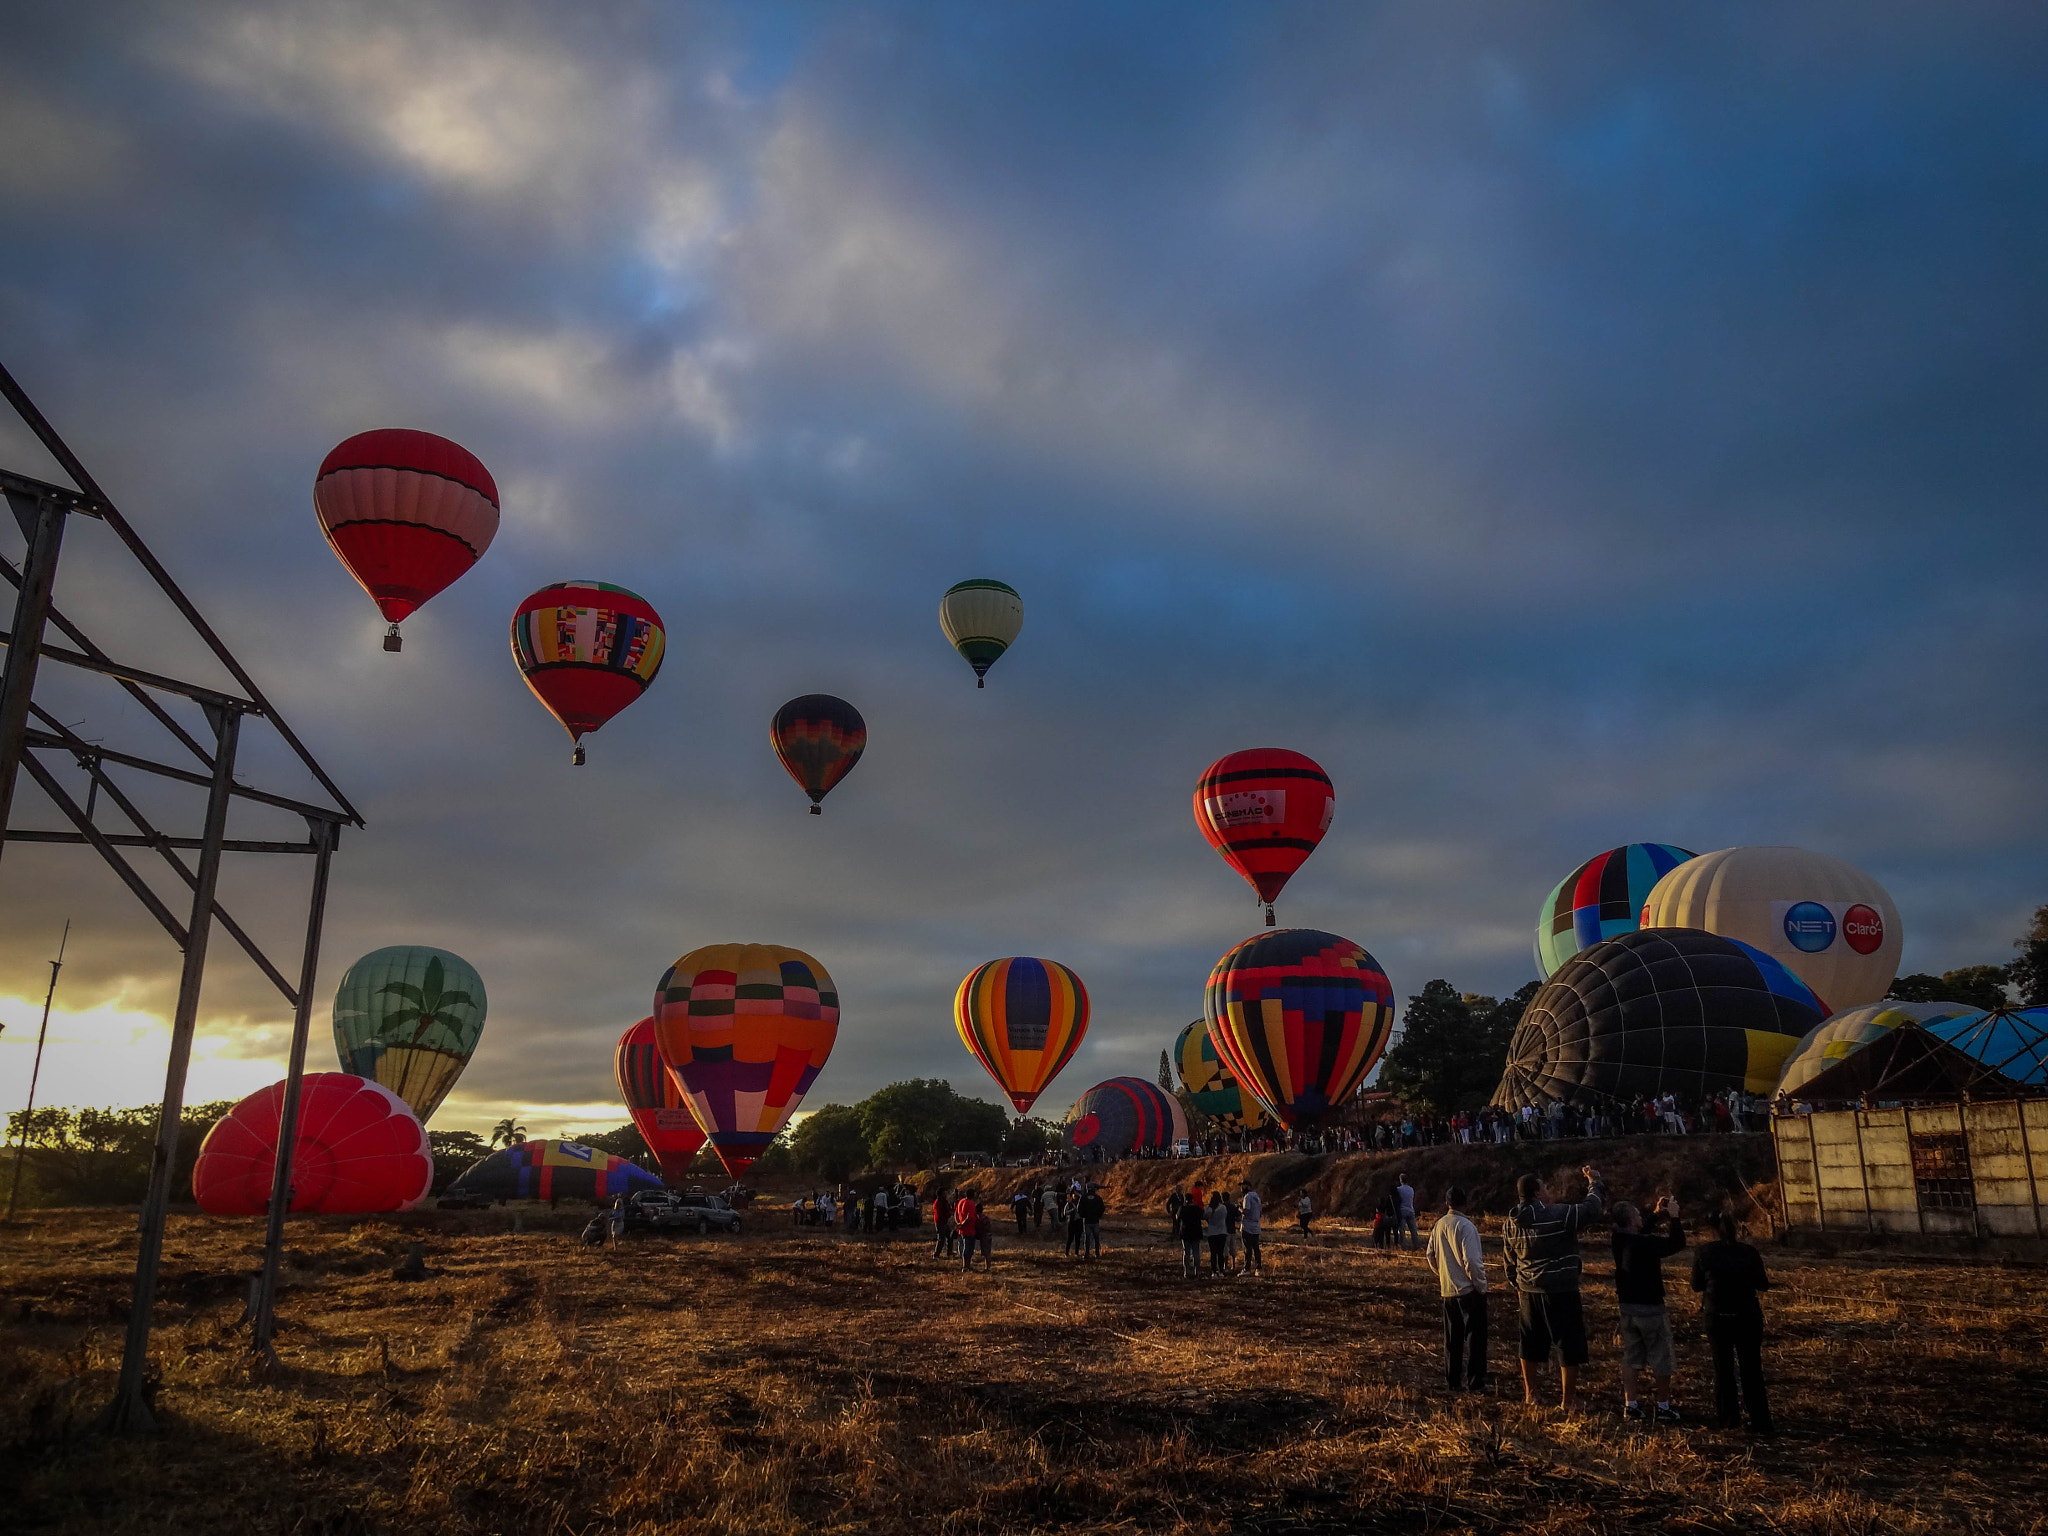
xmin=1783 ymin=901 xmax=1838 ymax=953
xmin=1842 ymin=903 xmax=1885 ymax=955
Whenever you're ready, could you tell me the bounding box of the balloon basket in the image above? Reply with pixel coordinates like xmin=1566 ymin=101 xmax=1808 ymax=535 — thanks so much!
xmin=383 ymin=625 xmax=402 ymax=653
xmin=977 ymin=677 xmax=985 ymax=688
xmin=571 ymin=744 xmax=586 ymax=766
xmin=809 ymin=804 xmax=821 ymax=815
xmin=1264 ymin=905 xmax=1276 ymax=928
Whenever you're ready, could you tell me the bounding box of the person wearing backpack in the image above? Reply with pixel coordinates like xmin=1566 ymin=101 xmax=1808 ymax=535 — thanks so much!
xmin=1690 ymin=1212 xmax=1775 ymax=1435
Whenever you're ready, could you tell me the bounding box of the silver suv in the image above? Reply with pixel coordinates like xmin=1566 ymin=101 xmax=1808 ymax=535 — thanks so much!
xmin=625 ymin=1189 xmax=743 ymax=1236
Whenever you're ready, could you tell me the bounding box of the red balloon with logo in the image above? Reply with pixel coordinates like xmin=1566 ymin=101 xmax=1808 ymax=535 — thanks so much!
xmin=314 ymin=429 xmax=500 ymax=651
xmin=614 ymin=1016 xmax=707 ymax=1182
xmin=1193 ymin=748 xmax=1335 ymax=925
xmin=191 ymin=1073 xmax=434 ymax=1215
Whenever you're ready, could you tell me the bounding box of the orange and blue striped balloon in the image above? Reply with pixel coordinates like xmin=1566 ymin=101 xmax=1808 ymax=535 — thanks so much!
xmin=1204 ymin=928 xmax=1395 ymax=1129
xmin=953 ymin=957 xmax=1089 ymax=1115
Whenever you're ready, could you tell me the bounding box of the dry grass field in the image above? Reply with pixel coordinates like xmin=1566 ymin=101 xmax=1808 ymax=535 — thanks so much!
xmin=2 ymin=1160 xmax=2044 ymax=1534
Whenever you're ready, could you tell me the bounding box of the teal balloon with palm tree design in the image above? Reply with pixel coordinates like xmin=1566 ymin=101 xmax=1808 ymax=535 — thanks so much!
xmin=332 ymin=946 xmax=488 ymax=1124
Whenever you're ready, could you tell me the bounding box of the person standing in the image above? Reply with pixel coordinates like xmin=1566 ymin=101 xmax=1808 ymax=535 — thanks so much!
xmin=1296 ymin=1191 xmax=1314 ymax=1238
xmin=1012 ymin=1189 xmax=1031 ymax=1236
xmin=1424 ymin=1185 xmax=1488 ymax=1393
xmin=1175 ymin=1190 xmax=1206 ymax=1278
xmin=1240 ymin=1183 xmax=1264 ymax=1275
xmin=1500 ymin=1164 xmax=1606 ymax=1413
xmin=932 ymin=1187 xmax=955 ymax=1259
xmin=1396 ymin=1175 xmax=1419 ymax=1251
xmin=873 ymin=1184 xmax=890 ymax=1232
xmin=1223 ymin=1189 xmax=1242 ymax=1271
xmin=1165 ymin=1189 xmax=1184 ymax=1233
xmin=954 ymin=1191 xmax=978 ymax=1263
xmin=1204 ymin=1191 xmax=1228 ymax=1274
xmin=1032 ymin=1185 xmax=1045 ymax=1234
xmin=1079 ymin=1183 xmax=1106 ymax=1259
xmin=1691 ymin=1212 xmax=1774 ymax=1435
xmin=1041 ymin=1182 xmax=1061 ymax=1235
xmin=1062 ymin=1189 xmax=1084 ymax=1258
xmin=974 ymin=1200 xmax=995 ymax=1269
xmin=1611 ymin=1196 xmax=1687 ymax=1423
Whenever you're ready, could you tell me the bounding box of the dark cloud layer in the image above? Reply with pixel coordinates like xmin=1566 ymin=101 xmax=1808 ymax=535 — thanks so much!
xmin=3 ymin=3 xmax=2044 ymax=1129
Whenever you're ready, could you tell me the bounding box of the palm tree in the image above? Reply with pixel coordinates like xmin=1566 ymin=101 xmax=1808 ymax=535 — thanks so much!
xmin=489 ymin=1119 xmax=527 ymax=1149
xmin=376 ymin=957 xmax=479 ymax=1051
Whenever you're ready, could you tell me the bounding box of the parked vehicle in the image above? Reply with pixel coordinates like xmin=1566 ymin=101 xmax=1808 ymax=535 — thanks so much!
xmin=624 ymin=1188 xmax=743 ymax=1235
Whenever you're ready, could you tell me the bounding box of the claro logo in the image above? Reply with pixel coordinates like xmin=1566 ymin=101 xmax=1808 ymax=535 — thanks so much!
xmin=1782 ymin=901 xmax=1837 ymax=953
xmin=1842 ymin=903 xmax=1885 ymax=955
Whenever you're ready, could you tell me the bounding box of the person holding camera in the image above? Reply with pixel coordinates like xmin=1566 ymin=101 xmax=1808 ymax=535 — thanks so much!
xmin=1611 ymin=1195 xmax=1686 ymax=1423
xmin=1501 ymin=1163 xmax=1606 ymax=1413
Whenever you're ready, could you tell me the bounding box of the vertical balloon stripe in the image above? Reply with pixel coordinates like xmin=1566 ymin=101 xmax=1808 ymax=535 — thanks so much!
xmin=1003 ymin=958 xmax=1053 ymax=1051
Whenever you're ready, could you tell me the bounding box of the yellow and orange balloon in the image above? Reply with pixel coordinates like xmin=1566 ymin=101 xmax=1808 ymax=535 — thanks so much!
xmin=953 ymin=957 xmax=1089 ymax=1116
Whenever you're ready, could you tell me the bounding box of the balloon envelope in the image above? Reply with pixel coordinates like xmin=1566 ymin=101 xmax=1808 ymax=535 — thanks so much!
xmin=445 ymin=1140 xmax=664 ymax=1203
xmin=615 ymin=1016 xmax=707 ymax=1182
xmin=1494 ymin=928 xmax=1830 ymax=1110
xmin=511 ymin=581 xmax=666 ymax=760
xmin=1776 ymin=1001 xmax=1986 ymax=1097
xmin=314 ymin=429 xmax=499 ymax=634
xmin=1639 ymin=846 xmax=1901 ymax=1011
xmin=770 ymin=694 xmax=866 ymax=811
xmin=1173 ymin=1018 xmax=1267 ymax=1133
xmin=1536 ymin=843 xmax=1697 ymax=978
xmin=654 ymin=943 xmax=839 ymax=1176
xmin=939 ymin=579 xmax=1023 ymax=686
xmin=1065 ymin=1077 xmax=1187 ymax=1155
xmin=332 ymin=945 xmax=486 ymax=1124
xmin=1193 ymin=749 xmax=1334 ymax=916
xmin=192 ymin=1073 xmax=432 ymax=1215
xmin=1204 ymin=929 xmax=1395 ymax=1129
xmin=954 ymin=957 xmax=1089 ymax=1115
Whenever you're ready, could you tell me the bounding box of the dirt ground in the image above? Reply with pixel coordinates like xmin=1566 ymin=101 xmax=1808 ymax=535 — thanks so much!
xmin=2 ymin=1175 xmax=2043 ymax=1534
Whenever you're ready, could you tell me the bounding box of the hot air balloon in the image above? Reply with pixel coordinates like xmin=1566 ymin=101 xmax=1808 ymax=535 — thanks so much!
xmin=1535 ymin=843 xmax=1697 ymax=978
xmin=1492 ymin=929 xmax=1830 ymax=1111
xmin=1194 ymin=749 xmax=1334 ymax=926
xmin=442 ymin=1139 xmax=665 ymax=1203
xmin=192 ymin=1074 xmax=433 ymax=1215
xmin=332 ymin=946 xmax=486 ymax=1124
xmin=615 ymin=1016 xmax=707 ymax=1182
xmin=314 ymin=429 xmax=499 ymax=651
xmin=1064 ymin=1077 xmax=1188 ymax=1156
xmin=1173 ymin=1018 xmax=1267 ymax=1133
xmin=939 ymin=579 xmax=1023 ymax=687
xmin=1775 ymin=1001 xmax=1986 ymax=1098
xmin=511 ymin=581 xmax=666 ymax=764
xmin=953 ymin=957 xmax=1089 ymax=1115
xmin=1204 ymin=928 xmax=1394 ymax=1128
xmin=770 ymin=694 xmax=866 ymax=814
xmin=653 ymin=943 xmax=838 ymax=1177
xmin=1639 ymin=846 xmax=1903 ymax=1011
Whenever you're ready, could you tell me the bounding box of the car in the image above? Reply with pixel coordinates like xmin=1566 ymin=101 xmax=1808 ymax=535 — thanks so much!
xmin=624 ymin=1188 xmax=743 ymax=1236
xmin=435 ymin=1189 xmax=492 ymax=1210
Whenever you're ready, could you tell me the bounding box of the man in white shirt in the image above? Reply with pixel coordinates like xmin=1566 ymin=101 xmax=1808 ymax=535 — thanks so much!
xmin=1424 ymin=1184 xmax=1489 ymax=1393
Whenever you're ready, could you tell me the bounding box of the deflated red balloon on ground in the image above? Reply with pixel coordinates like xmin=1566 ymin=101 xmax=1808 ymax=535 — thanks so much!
xmin=191 ymin=1073 xmax=434 ymax=1216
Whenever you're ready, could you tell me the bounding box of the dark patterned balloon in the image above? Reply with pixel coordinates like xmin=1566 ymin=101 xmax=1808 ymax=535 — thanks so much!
xmin=1204 ymin=929 xmax=1395 ymax=1129
xmin=1065 ymin=1077 xmax=1188 ymax=1155
xmin=770 ymin=694 xmax=866 ymax=813
xmin=1495 ymin=928 xmax=1828 ymax=1110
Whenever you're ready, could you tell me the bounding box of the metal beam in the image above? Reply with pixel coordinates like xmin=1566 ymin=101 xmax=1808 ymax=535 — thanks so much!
xmin=4 ymin=830 xmax=319 ymax=854
xmin=0 ymin=465 xmax=104 ymax=517
xmin=0 ymin=630 xmax=255 ymax=713
xmin=252 ymin=818 xmax=336 ymax=1353
xmin=0 ymin=361 xmax=362 ymax=828
xmin=0 ymin=491 xmax=66 ymax=872
xmin=16 ymin=751 xmax=188 ymax=948
xmin=0 ymin=553 xmax=215 ymax=766
xmin=25 ymin=721 xmax=345 ymax=825
xmin=101 ymin=705 xmax=241 ymax=1435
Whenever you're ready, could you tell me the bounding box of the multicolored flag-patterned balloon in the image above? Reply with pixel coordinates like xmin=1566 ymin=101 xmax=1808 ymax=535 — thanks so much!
xmin=939 ymin=578 xmax=1023 ymax=687
xmin=1064 ymin=1076 xmax=1187 ymax=1155
xmin=615 ymin=1016 xmax=707 ymax=1182
xmin=511 ymin=580 xmax=666 ymax=764
xmin=192 ymin=1074 xmax=433 ymax=1215
xmin=1494 ymin=928 xmax=1829 ymax=1111
xmin=1535 ymin=843 xmax=1697 ymax=978
xmin=332 ymin=945 xmax=487 ymax=1124
xmin=1204 ymin=928 xmax=1395 ymax=1129
xmin=314 ymin=429 xmax=499 ymax=651
xmin=1173 ymin=1017 xmax=1267 ymax=1133
xmin=1194 ymin=748 xmax=1334 ymax=926
xmin=770 ymin=694 xmax=867 ymax=813
xmin=653 ymin=943 xmax=839 ymax=1177
xmin=953 ymin=956 xmax=1090 ymax=1115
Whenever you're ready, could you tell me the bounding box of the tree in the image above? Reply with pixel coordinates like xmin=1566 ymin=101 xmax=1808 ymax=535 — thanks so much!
xmin=1157 ymin=1050 xmax=1174 ymax=1093
xmin=1376 ymin=980 xmax=1537 ymax=1114
xmin=426 ymin=1128 xmax=490 ymax=1192
xmin=788 ymin=1104 xmax=869 ymax=1182
xmin=2010 ymin=904 xmax=2048 ymax=1008
xmin=575 ymin=1123 xmax=651 ymax=1160
xmin=1001 ymin=1116 xmax=1060 ymax=1158
xmin=857 ymin=1079 xmax=1007 ymax=1170
xmin=1 ymin=1100 xmax=232 ymax=1207
xmin=488 ymin=1119 xmax=527 ymax=1148
xmin=1888 ymin=967 xmax=2013 ymax=1012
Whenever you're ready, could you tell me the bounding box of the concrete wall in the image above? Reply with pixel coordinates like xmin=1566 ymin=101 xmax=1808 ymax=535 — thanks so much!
xmin=1775 ymin=1098 xmax=2048 ymax=1239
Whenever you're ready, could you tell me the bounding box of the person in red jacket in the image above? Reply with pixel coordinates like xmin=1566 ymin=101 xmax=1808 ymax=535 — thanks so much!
xmin=932 ymin=1186 xmax=955 ymax=1259
xmin=964 ymin=1200 xmax=994 ymax=1272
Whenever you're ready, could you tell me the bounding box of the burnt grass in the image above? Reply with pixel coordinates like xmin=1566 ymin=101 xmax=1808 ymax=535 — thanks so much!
xmin=1 ymin=1151 xmax=2044 ymax=1535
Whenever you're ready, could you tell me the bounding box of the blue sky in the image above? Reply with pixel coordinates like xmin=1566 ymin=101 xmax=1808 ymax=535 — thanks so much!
xmin=2 ymin=3 xmax=2043 ymax=1135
